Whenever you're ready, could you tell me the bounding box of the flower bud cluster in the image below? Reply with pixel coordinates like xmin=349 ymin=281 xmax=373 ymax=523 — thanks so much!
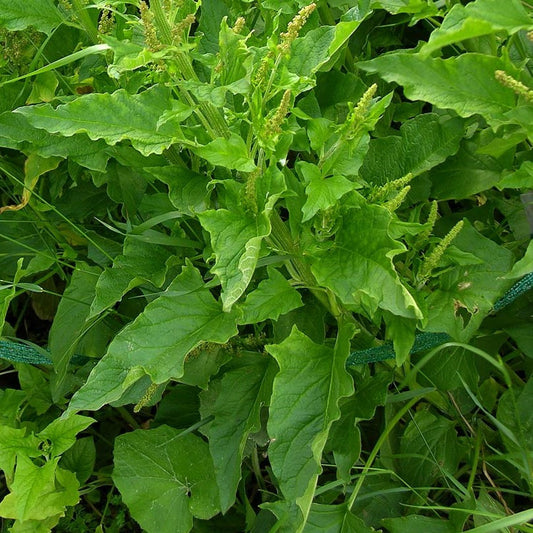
xmin=264 ymin=90 xmax=291 ymax=137
xmin=384 ymin=186 xmax=411 ymax=212
xmin=98 ymin=7 xmax=114 ymax=36
xmin=140 ymin=1 xmax=161 ymax=52
xmin=418 ymin=220 xmax=464 ymax=286
xmin=171 ymin=13 xmax=196 ymax=44
xmin=278 ymin=3 xmax=316 ymax=56
xmin=342 ymin=84 xmax=377 ymax=140
xmin=495 ymin=70 xmax=533 ymax=103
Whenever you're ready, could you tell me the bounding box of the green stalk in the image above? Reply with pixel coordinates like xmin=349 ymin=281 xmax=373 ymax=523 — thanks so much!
xmin=150 ymin=0 xmax=173 ymax=44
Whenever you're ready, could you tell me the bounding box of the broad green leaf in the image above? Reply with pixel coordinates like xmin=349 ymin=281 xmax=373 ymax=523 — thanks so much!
xmin=49 ymin=264 xmax=101 ymax=400
xmin=370 ymin=0 xmax=439 ymax=19
xmin=113 ymin=426 xmax=220 ymax=533
xmin=146 ymin=166 xmax=211 ymax=215
xmin=198 ymin=0 xmax=229 ymax=55
xmin=297 ymin=162 xmax=354 ymax=222
xmin=505 ymin=240 xmax=533 ymax=280
xmin=154 ymin=385 xmax=200 ymax=428
xmin=416 ymin=345 xmax=478 ymax=392
xmin=68 ymin=263 xmax=239 ymax=412
xmin=266 ymin=324 xmax=354 ymax=531
xmin=424 ymin=221 xmax=514 ymax=340
xmin=105 ymin=36 xmax=161 ymax=78
xmin=498 ymin=160 xmax=533 ymax=190
xmin=0 ymin=456 xmax=79 ymax=522
xmin=26 ymin=72 xmax=58 ymax=105
xmin=312 ymin=202 xmax=421 ymax=319
xmin=199 ymin=171 xmax=284 ymax=311
xmin=382 ymin=515 xmax=455 ymax=533
xmin=399 ymin=411 xmax=462 ymax=488
xmin=359 ymin=52 xmax=519 ymax=126
xmin=8 ymin=515 xmax=61 ymax=533
xmin=59 ymin=437 xmax=96 ymax=484
xmin=16 ymin=85 xmax=191 ymax=156
xmin=290 ymin=19 xmax=365 ymax=78
xmin=38 ymin=414 xmax=94 ymax=458
xmin=202 ymin=356 xmax=276 ymax=512
xmin=199 ymin=205 xmax=270 ymax=311
xmin=327 ymin=371 xmax=391 ymax=482
xmin=89 ymin=238 xmax=173 ymax=318
xmin=289 ymin=27 xmax=336 ymax=78
xmin=422 ymin=0 xmax=532 ymax=56
xmin=193 ymin=134 xmax=256 ymax=172
xmin=304 ymin=504 xmax=375 ymax=532
xmin=360 ymin=114 xmax=464 ymax=185
xmin=0 ymin=389 xmax=26 ymax=427
xmin=273 ymin=297 xmax=327 ymax=345
xmin=430 ymin=141 xmax=503 ymax=200
xmin=0 ymin=427 xmax=40 ymax=480
xmin=238 ymin=267 xmax=303 ymax=324
xmin=0 ymin=0 xmax=63 ymax=33
xmin=497 ymin=378 xmax=533 ymax=467
xmin=0 ymin=112 xmax=110 ymax=171
xmin=384 ymin=313 xmax=416 ymax=365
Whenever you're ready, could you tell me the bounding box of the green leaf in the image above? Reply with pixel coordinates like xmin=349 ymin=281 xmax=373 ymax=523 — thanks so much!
xmin=424 ymin=221 xmax=514 ymax=340
xmin=0 ymin=0 xmax=63 ymax=33
xmin=238 ymin=267 xmax=303 ymax=324
xmin=199 ymin=171 xmax=284 ymax=311
xmin=497 ymin=377 xmax=533 ymax=464
xmin=399 ymin=411 xmax=462 ymax=487
xmin=505 ymin=240 xmax=533 ymax=280
xmin=327 ymin=371 xmax=391 ymax=482
xmin=288 ymin=27 xmax=336 ymax=78
xmin=89 ymin=238 xmax=172 ymax=318
xmin=49 ymin=264 xmax=101 ymax=400
xmin=193 ymin=134 xmax=256 ymax=172
xmin=382 ymin=515 xmax=455 ymax=533
xmin=147 ymin=166 xmax=211 ymax=215
xmin=498 ymin=160 xmax=533 ymax=190
xmin=202 ymin=356 xmax=276 ymax=512
xmin=38 ymin=414 xmax=94 ymax=458
xmin=304 ymin=504 xmax=374 ymax=532
xmin=266 ymin=324 xmax=354 ymax=530
xmin=199 ymin=205 xmax=271 ymax=311
xmin=0 ymin=389 xmax=26 ymax=427
xmin=312 ymin=202 xmax=421 ymax=319
xmin=16 ymin=85 xmax=190 ymax=156
xmin=0 ymin=456 xmax=79 ymax=522
xmin=360 ymin=114 xmax=465 ymax=185
xmin=370 ymin=0 xmax=439 ymax=19
xmin=0 ymin=427 xmax=40 ymax=481
xmin=422 ymin=0 xmax=532 ymax=56
xmin=430 ymin=141 xmax=503 ymax=200
xmin=298 ymin=162 xmax=354 ymax=222
xmin=359 ymin=52 xmax=519 ymax=126
xmin=68 ymin=263 xmax=239 ymax=412
xmin=113 ymin=426 xmax=220 ymax=533
xmin=59 ymin=437 xmax=96 ymax=484
xmin=0 ymin=112 xmax=110 ymax=171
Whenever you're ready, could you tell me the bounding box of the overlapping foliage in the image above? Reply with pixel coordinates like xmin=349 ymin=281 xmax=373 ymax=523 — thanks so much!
xmin=0 ymin=0 xmax=532 ymax=531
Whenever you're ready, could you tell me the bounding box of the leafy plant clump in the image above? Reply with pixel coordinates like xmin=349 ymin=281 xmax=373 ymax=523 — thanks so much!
xmin=0 ymin=0 xmax=532 ymax=531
